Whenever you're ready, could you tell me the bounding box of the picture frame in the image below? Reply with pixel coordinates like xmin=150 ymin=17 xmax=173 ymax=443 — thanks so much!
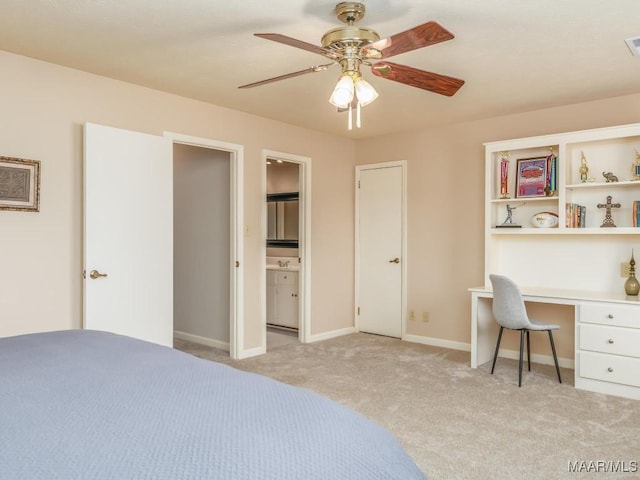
xmin=515 ymin=156 xmax=547 ymax=198
xmin=0 ymin=156 xmax=41 ymax=212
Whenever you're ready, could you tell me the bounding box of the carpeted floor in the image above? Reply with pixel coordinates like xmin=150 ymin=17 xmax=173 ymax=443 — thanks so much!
xmin=174 ymin=333 xmax=640 ymax=480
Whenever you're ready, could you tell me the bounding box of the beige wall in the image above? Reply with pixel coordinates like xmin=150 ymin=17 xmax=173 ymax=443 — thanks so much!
xmin=267 ymin=161 xmax=299 ymax=194
xmin=355 ymin=94 xmax=640 ymax=356
xmin=0 ymin=51 xmax=355 ymax=350
xmin=3 ymin=48 xmax=640 ymax=357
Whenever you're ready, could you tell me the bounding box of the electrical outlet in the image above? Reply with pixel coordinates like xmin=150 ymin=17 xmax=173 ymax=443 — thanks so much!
xmin=409 ymin=310 xmax=415 ymax=321
xmin=621 ymin=262 xmax=631 ymax=278
xmin=422 ymin=312 xmax=430 ymax=323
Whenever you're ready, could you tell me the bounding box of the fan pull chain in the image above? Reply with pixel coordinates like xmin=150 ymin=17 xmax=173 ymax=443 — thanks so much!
xmin=348 ymin=103 xmax=353 ymax=130
xmin=356 ymin=102 xmax=361 ymax=128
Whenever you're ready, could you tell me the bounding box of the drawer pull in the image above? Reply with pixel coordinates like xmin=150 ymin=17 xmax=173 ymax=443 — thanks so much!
xmin=607 ymin=367 xmax=614 ymax=373
xmin=607 ymin=314 xmax=614 ymax=319
xmin=608 ymin=338 xmax=615 ymax=344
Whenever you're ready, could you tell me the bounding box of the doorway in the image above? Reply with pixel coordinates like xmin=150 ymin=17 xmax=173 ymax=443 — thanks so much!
xmin=263 ymin=150 xmax=311 ymax=351
xmin=166 ymin=132 xmax=244 ymax=359
xmin=173 ymin=144 xmax=230 ymax=351
xmin=355 ymin=161 xmax=407 ymax=338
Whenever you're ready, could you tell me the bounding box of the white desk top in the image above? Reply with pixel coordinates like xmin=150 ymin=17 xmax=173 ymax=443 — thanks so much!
xmin=469 ymin=285 xmax=640 ymax=305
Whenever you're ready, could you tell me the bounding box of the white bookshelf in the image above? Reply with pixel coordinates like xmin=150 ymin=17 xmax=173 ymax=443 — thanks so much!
xmin=483 ymin=123 xmax=640 ymax=291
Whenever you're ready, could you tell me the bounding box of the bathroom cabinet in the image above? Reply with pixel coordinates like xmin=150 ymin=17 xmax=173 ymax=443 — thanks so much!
xmin=266 ymin=269 xmax=299 ymax=329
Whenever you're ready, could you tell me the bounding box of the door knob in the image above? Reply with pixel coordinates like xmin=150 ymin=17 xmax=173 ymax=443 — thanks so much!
xmin=389 ymin=257 xmax=400 ymax=264
xmin=89 ymin=270 xmax=108 ymax=280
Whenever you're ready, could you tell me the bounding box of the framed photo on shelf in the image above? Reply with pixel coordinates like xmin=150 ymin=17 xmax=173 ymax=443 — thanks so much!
xmin=515 ymin=156 xmax=547 ymax=198
xmin=0 ymin=156 xmax=41 ymax=212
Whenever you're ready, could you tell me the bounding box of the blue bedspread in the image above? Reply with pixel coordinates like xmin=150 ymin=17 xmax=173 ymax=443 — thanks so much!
xmin=0 ymin=330 xmax=425 ymax=479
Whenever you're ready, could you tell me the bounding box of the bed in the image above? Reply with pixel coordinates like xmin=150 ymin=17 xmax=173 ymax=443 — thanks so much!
xmin=0 ymin=330 xmax=425 ymax=479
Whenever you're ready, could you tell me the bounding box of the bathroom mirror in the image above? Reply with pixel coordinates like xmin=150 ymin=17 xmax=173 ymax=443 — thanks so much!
xmin=267 ymin=192 xmax=299 ymax=247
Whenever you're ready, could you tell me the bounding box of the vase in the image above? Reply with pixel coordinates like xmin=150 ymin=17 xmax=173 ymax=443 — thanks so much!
xmin=625 ymin=274 xmax=640 ymax=295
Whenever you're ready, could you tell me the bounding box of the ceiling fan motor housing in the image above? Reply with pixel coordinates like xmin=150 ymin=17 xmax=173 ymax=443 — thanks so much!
xmin=321 ymin=26 xmax=379 ymax=50
xmin=322 ymin=2 xmax=379 ymax=50
xmin=321 ymin=3 xmax=380 ymax=76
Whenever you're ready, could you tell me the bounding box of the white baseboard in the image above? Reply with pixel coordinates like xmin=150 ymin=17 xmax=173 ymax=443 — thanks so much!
xmin=173 ymin=330 xmax=229 ymax=352
xmin=404 ymin=333 xmax=471 ymax=352
xmin=236 ymin=345 xmax=267 ymax=360
xmin=307 ymin=326 xmax=357 ymax=343
xmin=403 ymin=334 xmax=574 ymax=369
xmin=496 ymin=348 xmax=574 ymax=369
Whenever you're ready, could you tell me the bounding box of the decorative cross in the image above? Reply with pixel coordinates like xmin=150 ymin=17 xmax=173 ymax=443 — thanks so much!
xmin=597 ymin=195 xmax=621 ymax=227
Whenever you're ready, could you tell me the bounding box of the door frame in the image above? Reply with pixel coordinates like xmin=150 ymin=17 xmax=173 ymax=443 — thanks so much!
xmin=262 ymin=149 xmax=311 ymax=346
xmin=165 ymin=132 xmax=244 ymax=359
xmin=355 ymin=160 xmax=407 ymax=338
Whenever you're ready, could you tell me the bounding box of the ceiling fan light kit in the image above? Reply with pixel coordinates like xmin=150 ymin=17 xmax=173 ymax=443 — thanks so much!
xmin=239 ymin=1 xmax=465 ymax=130
xmin=329 ymin=74 xmax=355 ymax=107
xmin=354 ymin=77 xmax=378 ymax=106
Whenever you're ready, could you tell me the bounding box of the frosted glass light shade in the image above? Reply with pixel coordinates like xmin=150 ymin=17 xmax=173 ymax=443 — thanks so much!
xmin=354 ymin=78 xmax=378 ymax=106
xmin=329 ymin=75 xmax=354 ymax=108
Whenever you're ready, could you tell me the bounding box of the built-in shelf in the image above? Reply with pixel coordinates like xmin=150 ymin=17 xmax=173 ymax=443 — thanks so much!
xmin=483 ymin=122 xmax=640 ymax=290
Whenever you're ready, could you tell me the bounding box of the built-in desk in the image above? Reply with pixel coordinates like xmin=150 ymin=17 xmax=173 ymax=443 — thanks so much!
xmin=469 ymin=286 xmax=640 ymax=400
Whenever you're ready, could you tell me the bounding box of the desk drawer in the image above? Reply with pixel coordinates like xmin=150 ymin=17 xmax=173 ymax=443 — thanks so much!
xmin=579 ymin=324 xmax=640 ymax=358
xmin=579 ymin=351 xmax=640 ymax=388
xmin=579 ymin=303 xmax=640 ymax=328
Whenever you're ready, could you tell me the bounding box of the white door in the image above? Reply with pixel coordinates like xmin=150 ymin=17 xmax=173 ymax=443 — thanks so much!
xmin=356 ymin=162 xmax=405 ymax=338
xmin=84 ymin=123 xmax=173 ymax=347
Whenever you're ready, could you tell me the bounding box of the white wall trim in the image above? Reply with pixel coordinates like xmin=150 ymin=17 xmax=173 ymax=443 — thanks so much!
xmin=495 ymin=348 xmax=574 ymax=370
xmin=404 ymin=334 xmax=471 ymax=352
xmin=164 ymin=132 xmax=245 ymax=360
xmin=405 ymin=334 xmax=575 ymax=369
xmin=308 ymin=327 xmax=357 ymax=343
xmin=262 ymin=149 xmax=312 ymax=349
xmin=237 ymin=345 xmax=267 ymax=360
xmin=174 ymin=330 xmax=229 ymax=352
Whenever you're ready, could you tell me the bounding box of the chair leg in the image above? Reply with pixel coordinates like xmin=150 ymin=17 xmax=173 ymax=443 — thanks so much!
xmin=526 ymin=330 xmax=531 ymax=371
xmin=491 ymin=326 xmax=504 ymax=374
xmin=548 ymin=330 xmax=562 ymax=384
xmin=518 ymin=329 xmax=525 ymax=387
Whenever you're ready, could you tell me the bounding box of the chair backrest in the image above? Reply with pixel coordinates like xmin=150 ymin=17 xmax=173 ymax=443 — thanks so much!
xmin=489 ymin=274 xmax=530 ymax=330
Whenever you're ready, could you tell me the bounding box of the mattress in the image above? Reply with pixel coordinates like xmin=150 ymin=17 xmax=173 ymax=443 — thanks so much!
xmin=0 ymin=330 xmax=425 ymax=479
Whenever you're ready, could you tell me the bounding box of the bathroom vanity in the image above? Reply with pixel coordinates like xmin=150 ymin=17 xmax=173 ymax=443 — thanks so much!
xmin=266 ymin=260 xmax=299 ymax=329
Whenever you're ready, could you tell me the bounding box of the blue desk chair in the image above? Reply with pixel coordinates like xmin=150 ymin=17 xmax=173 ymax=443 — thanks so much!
xmin=489 ymin=274 xmax=562 ymax=387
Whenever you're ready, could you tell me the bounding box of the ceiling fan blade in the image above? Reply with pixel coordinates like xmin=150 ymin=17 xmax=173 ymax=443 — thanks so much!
xmin=254 ymin=33 xmax=340 ymax=60
xmin=364 ymin=21 xmax=454 ymax=59
xmin=238 ymin=63 xmax=334 ymax=89
xmin=371 ymin=62 xmax=464 ymax=96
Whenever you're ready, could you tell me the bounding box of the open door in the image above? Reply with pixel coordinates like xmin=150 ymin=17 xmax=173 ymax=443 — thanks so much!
xmin=84 ymin=123 xmax=173 ymax=347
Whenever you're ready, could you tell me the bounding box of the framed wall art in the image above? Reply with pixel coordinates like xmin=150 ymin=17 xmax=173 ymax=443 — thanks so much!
xmin=515 ymin=156 xmax=547 ymax=198
xmin=0 ymin=156 xmax=41 ymax=212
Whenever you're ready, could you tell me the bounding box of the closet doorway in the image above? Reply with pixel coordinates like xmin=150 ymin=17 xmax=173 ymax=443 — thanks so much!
xmin=169 ymin=133 xmax=244 ymax=359
xmin=263 ymin=150 xmax=311 ymax=351
xmin=173 ymin=144 xmax=231 ymax=352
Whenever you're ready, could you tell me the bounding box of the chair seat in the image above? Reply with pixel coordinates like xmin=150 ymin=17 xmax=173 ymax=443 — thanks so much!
xmin=526 ymin=319 xmax=560 ymax=331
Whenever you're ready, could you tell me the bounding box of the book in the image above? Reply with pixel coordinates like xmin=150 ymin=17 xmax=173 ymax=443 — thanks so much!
xmin=565 ymin=202 xmax=586 ymax=228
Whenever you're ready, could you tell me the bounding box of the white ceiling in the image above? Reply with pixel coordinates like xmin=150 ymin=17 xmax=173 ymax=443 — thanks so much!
xmin=1 ymin=0 xmax=639 ymax=139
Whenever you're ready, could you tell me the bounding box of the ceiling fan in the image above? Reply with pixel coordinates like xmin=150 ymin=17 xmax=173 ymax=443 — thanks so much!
xmin=239 ymin=2 xmax=465 ymax=129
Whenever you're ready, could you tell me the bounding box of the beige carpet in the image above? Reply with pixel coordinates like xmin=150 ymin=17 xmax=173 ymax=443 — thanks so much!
xmin=174 ymin=333 xmax=640 ymax=480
